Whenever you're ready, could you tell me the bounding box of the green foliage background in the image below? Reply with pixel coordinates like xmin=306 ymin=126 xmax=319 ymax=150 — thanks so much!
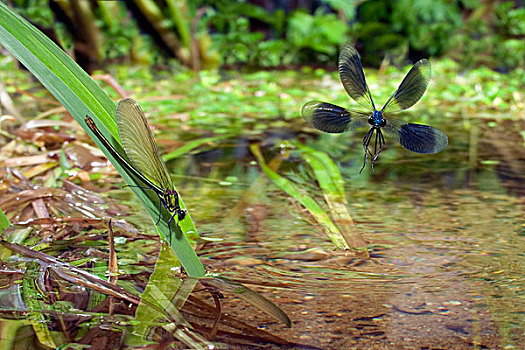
xmin=8 ymin=0 xmax=525 ymax=71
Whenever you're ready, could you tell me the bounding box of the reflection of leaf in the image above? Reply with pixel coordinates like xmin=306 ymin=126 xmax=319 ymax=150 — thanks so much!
xmin=292 ymin=141 xmax=368 ymax=253
xmin=128 ymin=244 xmax=212 ymax=348
xmin=202 ymin=276 xmax=291 ymax=328
xmin=23 ymin=264 xmax=57 ymax=348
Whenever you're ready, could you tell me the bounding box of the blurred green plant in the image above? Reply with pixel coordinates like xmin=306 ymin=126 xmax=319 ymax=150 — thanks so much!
xmin=11 ymin=0 xmax=53 ymax=26
xmin=391 ymin=0 xmax=462 ymax=56
xmin=6 ymin=0 xmax=524 ymax=70
xmin=209 ymin=16 xmax=266 ymax=66
xmin=96 ymin=2 xmax=143 ymax=61
xmin=11 ymin=0 xmax=73 ymax=52
xmin=448 ymin=1 xmax=525 ymax=71
xmin=355 ymin=0 xmax=462 ymax=65
xmin=202 ymin=0 xmax=287 ymax=67
xmin=203 ymin=0 xmax=349 ymax=66
xmin=202 ymin=0 xmax=285 ymax=35
xmin=286 ymin=9 xmax=348 ymax=63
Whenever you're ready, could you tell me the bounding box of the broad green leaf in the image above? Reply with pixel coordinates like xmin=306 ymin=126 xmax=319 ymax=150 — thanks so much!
xmin=0 ymin=3 xmax=204 ymax=277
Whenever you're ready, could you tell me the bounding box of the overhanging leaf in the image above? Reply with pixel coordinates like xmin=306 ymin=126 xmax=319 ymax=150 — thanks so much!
xmin=0 ymin=3 xmax=205 ymax=277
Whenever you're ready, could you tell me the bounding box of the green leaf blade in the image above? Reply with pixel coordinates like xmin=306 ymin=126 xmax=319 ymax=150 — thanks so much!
xmin=0 ymin=3 xmax=205 ymax=277
xmin=250 ymin=144 xmax=348 ymax=249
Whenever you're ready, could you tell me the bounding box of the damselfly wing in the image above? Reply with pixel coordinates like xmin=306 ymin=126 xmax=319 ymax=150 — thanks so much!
xmin=85 ymin=98 xmax=186 ymax=230
xmin=302 ymin=43 xmax=448 ymax=172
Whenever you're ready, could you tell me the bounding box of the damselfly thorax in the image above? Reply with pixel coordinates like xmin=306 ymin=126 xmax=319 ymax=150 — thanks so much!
xmin=162 ymin=189 xmax=186 ymax=221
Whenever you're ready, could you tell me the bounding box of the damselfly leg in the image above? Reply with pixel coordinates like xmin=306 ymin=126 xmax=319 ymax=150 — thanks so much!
xmin=370 ymin=128 xmax=386 ymax=171
xmin=360 ymin=128 xmax=375 ymax=173
xmin=360 ymin=128 xmax=386 ymax=173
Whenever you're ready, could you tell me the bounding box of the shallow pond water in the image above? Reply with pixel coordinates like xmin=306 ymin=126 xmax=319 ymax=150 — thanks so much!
xmin=175 ymin=115 xmax=523 ymax=349
xmin=0 ymin=92 xmax=523 ymax=348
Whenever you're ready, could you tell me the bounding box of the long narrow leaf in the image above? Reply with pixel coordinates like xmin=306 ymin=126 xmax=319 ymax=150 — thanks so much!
xmin=163 ymin=134 xmax=231 ymax=162
xmin=292 ymin=141 xmax=368 ymax=253
xmin=0 ymin=3 xmax=204 ymax=277
xmin=250 ymin=144 xmax=348 ymax=249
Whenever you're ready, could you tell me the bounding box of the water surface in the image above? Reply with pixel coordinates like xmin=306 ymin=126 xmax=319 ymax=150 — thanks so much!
xmin=182 ymin=114 xmax=524 ymax=349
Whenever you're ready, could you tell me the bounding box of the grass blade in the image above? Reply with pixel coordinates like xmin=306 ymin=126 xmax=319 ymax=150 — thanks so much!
xmin=292 ymin=141 xmax=368 ymax=254
xmin=0 ymin=3 xmax=204 ymax=277
xmin=250 ymin=144 xmax=349 ymax=249
xmin=163 ymin=134 xmax=231 ymax=161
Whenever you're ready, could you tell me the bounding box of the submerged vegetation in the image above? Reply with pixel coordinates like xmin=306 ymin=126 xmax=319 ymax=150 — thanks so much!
xmin=0 ymin=1 xmax=524 ymax=349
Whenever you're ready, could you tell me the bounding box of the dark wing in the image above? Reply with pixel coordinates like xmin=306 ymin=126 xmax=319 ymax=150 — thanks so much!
xmin=381 ymin=59 xmax=431 ymax=114
xmin=302 ymin=101 xmax=368 ymax=133
xmin=116 ymin=98 xmax=174 ymax=190
xmin=338 ymin=43 xmax=376 ymax=111
xmin=383 ymin=118 xmax=448 ymax=154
